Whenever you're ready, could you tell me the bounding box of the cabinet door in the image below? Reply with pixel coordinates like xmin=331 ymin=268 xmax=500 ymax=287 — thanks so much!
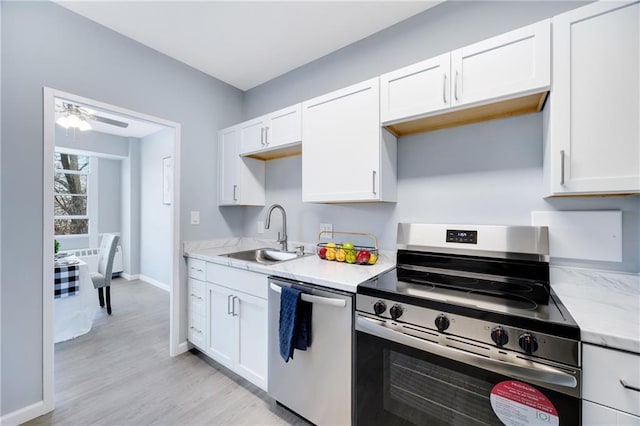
xmin=302 ymin=78 xmax=382 ymax=202
xmin=218 ymin=126 xmax=240 ymax=205
xmin=240 ymin=118 xmax=266 ymax=154
xmin=451 ymin=19 xmax=550 ymax=108
xmin=265 ymin=104 xmax=301 ymax=149
xmin=380 ymin=53 xmax=451 ymax=124
xmin=235 ymin=292 xmax=268 ymax=390
xmin=584 ymin=401 xmax=640 ymax=426
xmin=550 ymin=1 xmax=639 ymax=195
xmin=206 ymin=283 xmax=236 ymax=369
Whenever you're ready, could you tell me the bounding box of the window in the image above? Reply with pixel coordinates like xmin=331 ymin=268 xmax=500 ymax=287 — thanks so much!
xmin=54 ymin=153 xmax=90 ymax=235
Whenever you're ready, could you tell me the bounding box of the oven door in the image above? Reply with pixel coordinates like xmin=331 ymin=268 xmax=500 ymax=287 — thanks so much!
xmin=355 ymin=314 xmax=580 ymax=426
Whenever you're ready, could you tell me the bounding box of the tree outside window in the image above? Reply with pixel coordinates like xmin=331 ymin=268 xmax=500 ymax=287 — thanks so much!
xmin=54 ymin=153 xmax=90 ymax=235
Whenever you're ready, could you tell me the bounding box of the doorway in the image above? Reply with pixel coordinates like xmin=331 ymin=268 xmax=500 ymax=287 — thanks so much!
xmin=42 ymin=87 xmax=183 ymax=411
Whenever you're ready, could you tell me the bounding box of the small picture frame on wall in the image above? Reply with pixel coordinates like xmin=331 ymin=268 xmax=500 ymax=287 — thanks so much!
xmin=162 ymin=156 xmax=173 ymax=205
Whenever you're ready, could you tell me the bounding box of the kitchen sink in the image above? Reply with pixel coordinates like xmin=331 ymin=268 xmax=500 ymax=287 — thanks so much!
xmin=220 ymin=248 xmax=307 ymax=265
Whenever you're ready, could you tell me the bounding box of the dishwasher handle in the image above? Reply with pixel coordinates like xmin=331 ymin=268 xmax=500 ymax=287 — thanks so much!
xmin=269 ymin=283 xmax=346 ymax=308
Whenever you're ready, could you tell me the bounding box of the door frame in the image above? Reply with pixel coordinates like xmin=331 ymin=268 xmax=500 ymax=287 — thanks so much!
xmin=42 ymin=87 xmax=184 ymax=413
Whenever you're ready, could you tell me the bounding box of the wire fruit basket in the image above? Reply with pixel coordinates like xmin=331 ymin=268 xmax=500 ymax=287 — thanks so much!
xmin=316 ymin=231 xmax=378 ymax=265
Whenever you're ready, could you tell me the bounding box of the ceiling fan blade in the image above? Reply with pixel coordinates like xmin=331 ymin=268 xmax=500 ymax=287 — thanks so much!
xmin=91 ymin=115 xmax=129 ymax=128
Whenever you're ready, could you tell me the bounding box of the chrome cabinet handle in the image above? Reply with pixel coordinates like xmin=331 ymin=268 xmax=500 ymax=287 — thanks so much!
xmin=260 ymin=127 xmax=265 ymax=146
xmin=443 ymin=73 xmax=447 ymax=104
xmin=560 ymin=150 xmax=565 ymax=185
xmin=620 ymin=379 xmax=640 ymax=392
xmin=372 ymin=170 xmax=377 ymax=195
xmin=232 ymin=296 xmax=239 ymax=316
xmin=233 ymin=184 xmax=238 ymax=201
xmin=189 ymin=326 xmax=202 ymax=334
xmin=264 ymin=126 xmax=269 ymax=146
xmin=227 ymin=294 xmax=233 ymax=315
xmin=190 ymin=267 xmax=203 ymax=272
xmin=454 ymin=71 xmax=459 ymax=101
xmin=190 ymin=293 xmax=203 ymax=300
xmin=356 ymin=315 xmax=578 ymax=389
xmin=269 ymin=283 xmax=347 ymax=308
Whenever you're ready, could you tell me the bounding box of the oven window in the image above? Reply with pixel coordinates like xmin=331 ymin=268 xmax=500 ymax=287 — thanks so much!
xmin=384 ymin=349 xmax=501 ymax=425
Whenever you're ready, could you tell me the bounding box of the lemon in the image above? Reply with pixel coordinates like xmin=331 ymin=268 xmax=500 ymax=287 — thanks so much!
xmin=336 ymin=248 xmax=346 ymax=262
xmin=326 ymin=247 xmax=336 ymax=261
xmin=368 ymin=253 xmax=378 ymax=264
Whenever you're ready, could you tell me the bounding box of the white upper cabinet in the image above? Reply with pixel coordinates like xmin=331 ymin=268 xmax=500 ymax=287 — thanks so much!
xmin=451 ymin=19 xmax=550 ymax=108
xmin=302 ymin=78 xmax=397 ymax=203
xmin=547 ymin=1 xmax=639 ymax=196
xmin=218 ymin=125 xmax=265 ymax=206
xmin=380 ymin=53 xmax=451 ymax=123
xmin=239 ymin=104 xmax=302 ymax=160
xmin=381 ymin=20 xmax=550 ymax=135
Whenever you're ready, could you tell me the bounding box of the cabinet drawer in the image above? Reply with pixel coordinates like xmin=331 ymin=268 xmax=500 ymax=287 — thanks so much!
xmin=188 ymin=278 xmax=205 ymax=299
xmin=583 ymin=344 xmax=640 ymax=416
xmin=188 ymin=314 xmax=206 ymax=349
xmin=205 ymin=262 xmax=267 ymax=299
xmin=187 ymin=258 xmax=206 ymax=280
xmin=583 ymin=401 xmax=640 ymax=426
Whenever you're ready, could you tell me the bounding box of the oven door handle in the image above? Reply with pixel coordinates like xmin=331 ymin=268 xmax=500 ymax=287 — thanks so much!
xmin=356 ymin=315 xmax=578 ymax=389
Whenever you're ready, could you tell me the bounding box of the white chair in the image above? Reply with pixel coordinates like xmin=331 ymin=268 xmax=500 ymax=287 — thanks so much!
xmin=91 ymin=234 xmax=119 ymax=315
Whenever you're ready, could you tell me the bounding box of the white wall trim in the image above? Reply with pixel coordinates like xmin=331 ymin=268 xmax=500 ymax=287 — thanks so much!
xmin=176 ymin=341 xmax=191 ymax=355
xmin=120 ymin=272 xmax=140 ymax=281
xmin=139 ymin=274 xmax=170 ymax=292
xmin=0 ymin=400 xmax=49 ymax=426
xmin=42 ymin=87 xmax=182 ymax=423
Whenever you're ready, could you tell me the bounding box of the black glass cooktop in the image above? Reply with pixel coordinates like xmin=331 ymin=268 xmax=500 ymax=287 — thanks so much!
xmin=358 ymin=269 xmax=579 ymax=340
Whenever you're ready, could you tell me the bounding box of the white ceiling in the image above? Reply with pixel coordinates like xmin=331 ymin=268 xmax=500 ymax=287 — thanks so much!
xmin=54 ymin=1 xmax=443 ymax=91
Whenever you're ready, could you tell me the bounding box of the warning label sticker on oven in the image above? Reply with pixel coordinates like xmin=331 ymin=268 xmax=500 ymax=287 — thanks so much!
xmin=490 ymin=380 xmax=559 ymax=425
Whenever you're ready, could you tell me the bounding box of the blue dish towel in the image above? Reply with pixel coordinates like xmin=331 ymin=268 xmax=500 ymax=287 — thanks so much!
xmin=279 ymin=286 xmax=312 ymax=362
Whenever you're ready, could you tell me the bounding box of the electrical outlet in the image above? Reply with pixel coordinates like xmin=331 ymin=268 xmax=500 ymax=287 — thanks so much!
xmin=190 ymin=211 xmax=200 ymax=225
xmin=319 ymin=223 xmax=333 ymax=239
xmin=257 ymin=221 xmax=264 ymax=234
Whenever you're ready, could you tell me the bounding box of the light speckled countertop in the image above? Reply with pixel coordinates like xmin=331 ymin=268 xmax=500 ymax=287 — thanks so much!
xmin=184 ymin=239 xmax=639 ymax=353
xmin=183 ymin=238 xmax=395 ymax=293
xmin=551 ymin=266 xmax=640 ymax=354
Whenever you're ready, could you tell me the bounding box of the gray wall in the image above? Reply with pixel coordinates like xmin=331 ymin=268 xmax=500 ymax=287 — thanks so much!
xmin=55 ymin=126 xmax=129 ymax=158
xmin=98 ymin=158 xmax=122 ymax=235
xmin=121 ymin=139 xmax=141 ymax=278
xmin=1 ymin=1 xmax=244 ymax=415
xmin=243 ymin=0 xmax=639 ymax=273
xmin=140 ymin=129 xmax=173 ymax=286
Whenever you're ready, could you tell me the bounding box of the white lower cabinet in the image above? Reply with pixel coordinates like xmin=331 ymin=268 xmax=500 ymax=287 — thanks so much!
xmin=186 ymin=258 xmax=268 ymax=391
xmin=582 ymin=343 xmax=640 ymax=425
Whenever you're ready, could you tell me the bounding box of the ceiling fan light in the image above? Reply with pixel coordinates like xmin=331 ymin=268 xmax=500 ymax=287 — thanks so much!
xmin=78 ymin=119 xmax=92 ymax=131
xmin=56 ymin=116 xmax=71 ymax=129
xmin=67 ymin=114 xmax=81 ymax=127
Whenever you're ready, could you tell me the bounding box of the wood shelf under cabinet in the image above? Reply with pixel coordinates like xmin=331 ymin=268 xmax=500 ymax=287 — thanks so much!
xmin=385 ymin=92 xmax=548 ymax=137
xmin=241 ymin=141 xmax=302 ymax=160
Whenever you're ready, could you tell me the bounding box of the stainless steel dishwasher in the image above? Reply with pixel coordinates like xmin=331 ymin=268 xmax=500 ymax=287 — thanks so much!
xmin=268 ymin=276 xmax=354 ymax=426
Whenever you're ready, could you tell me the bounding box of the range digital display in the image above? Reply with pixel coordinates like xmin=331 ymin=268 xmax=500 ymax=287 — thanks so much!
xmin=446 ymin=229 xmax=478 ymax=244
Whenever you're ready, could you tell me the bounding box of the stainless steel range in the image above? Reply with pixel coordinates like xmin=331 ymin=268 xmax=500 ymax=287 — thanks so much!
xmin=355 ymin=224 xmax=581 ymax=426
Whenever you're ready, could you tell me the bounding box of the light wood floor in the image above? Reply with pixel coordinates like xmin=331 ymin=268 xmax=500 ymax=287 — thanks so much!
xmin=26 ymin=278 xmax=309 ymax=426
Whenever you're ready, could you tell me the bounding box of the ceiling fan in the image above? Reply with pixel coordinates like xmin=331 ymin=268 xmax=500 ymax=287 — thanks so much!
xmin=56 ymin=102 xmax=129 ymax=130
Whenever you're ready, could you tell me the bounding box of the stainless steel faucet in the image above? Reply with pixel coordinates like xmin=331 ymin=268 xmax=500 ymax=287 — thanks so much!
xmin=265 ymin=204 xmax=287 ymax=251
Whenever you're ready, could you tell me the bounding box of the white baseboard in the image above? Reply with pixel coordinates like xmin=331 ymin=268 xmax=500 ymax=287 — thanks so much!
xmin=176 ymin=341 xmax=191 ymax=355
xmin=120 ymin=272 xmax=140 ymax=281
xmin=1 ymin=400 xmax=51 ymax=426
xmin=139 ymin=274 xmax=170 ymax=292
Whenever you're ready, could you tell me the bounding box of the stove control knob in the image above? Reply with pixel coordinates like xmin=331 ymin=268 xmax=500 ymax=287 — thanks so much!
xmin=491 ymin=326 xmax=509 ymax=347
xmin=389 ymin=304 xmax=404 ymax=320
xmin=373 ymin=300 xmax=387 ymax=316
xmin=519 ymin=333 xmax=539 ymax=354
xmin=434 ymin=314 xmax=450 ymax=332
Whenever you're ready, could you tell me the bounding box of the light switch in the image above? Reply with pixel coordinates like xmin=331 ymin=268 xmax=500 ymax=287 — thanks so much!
xmin=190 ymin=211 xmax=200 ymax=225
